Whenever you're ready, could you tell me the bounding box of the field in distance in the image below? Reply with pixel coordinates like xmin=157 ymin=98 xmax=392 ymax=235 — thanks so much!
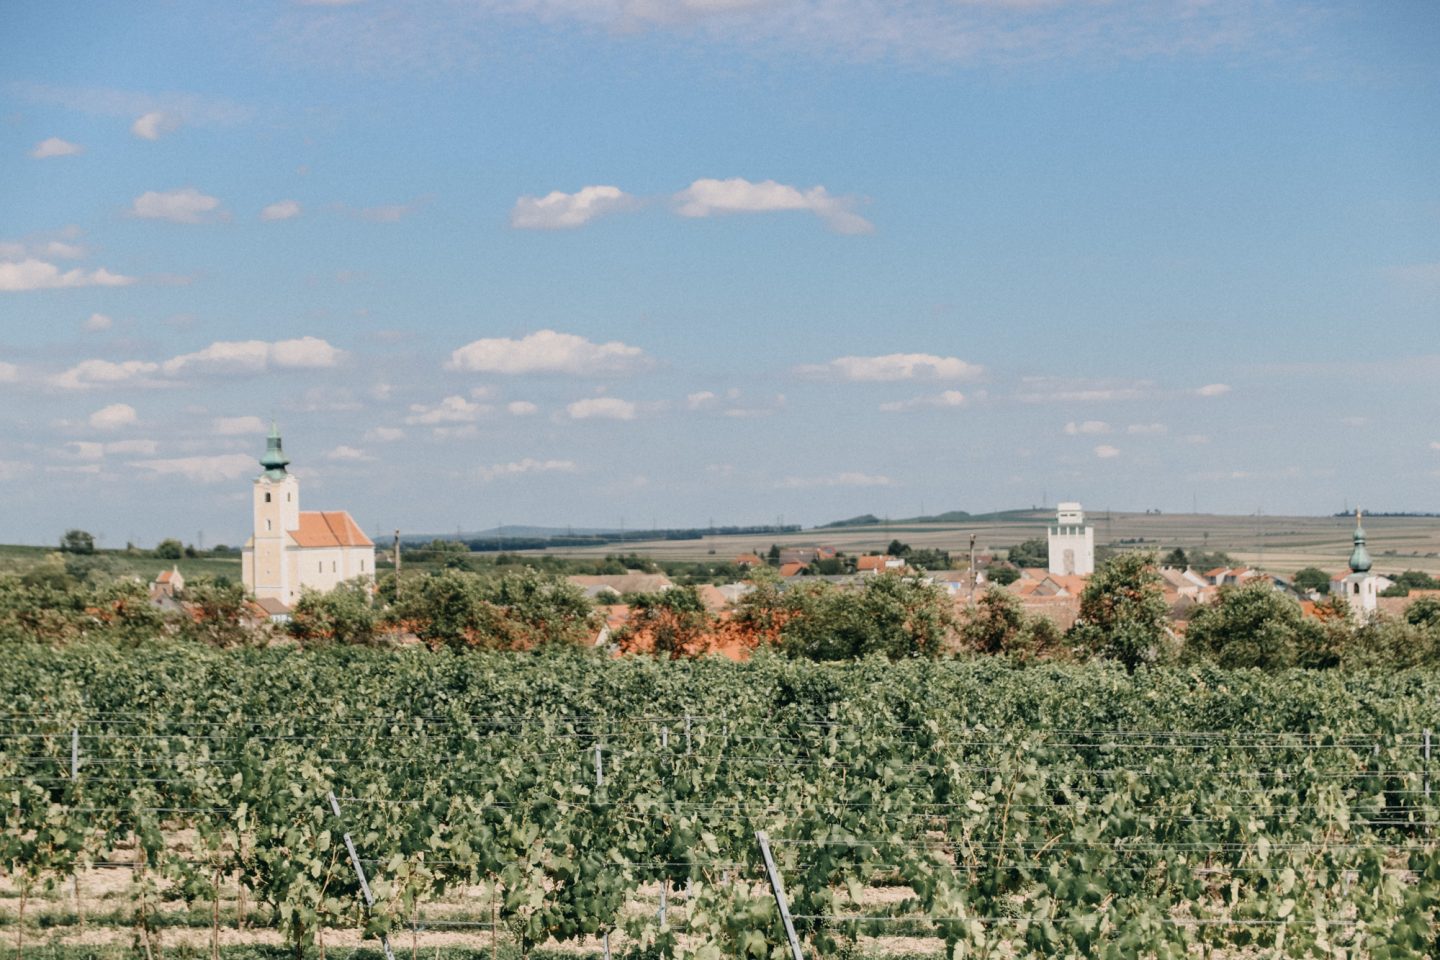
xmin=537 ymin=510 xmax=1440 ymax=577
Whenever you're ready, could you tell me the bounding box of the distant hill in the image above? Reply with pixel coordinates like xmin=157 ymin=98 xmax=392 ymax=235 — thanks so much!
xmin=817 ymin=514 xmax=881 ymax=529
xmin=818 ymin=508 xmax=1049 ymax=529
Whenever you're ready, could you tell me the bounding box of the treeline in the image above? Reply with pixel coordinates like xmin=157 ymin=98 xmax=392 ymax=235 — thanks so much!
xmin=410 ymin=523 xmax=802 ymax=553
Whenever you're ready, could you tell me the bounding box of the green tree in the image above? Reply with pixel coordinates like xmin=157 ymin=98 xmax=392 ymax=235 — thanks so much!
xmin=958 ymin=588 xmax=1024 ymax=655
xmin=1293 ymin=567 xmax=1331 ymax=594
xmin=289 ymin=580 xmax=378 ymax=645
xmin=1406 ymin=597 xmax=1440 ymax=630
xmin=777 ymin=572 xmax=956 ymax=660
xmin=153 ymin=538 xmax=184 ymax=560
xmin=1161 ymin=547 xmax=1188 ymax=568
xmin=986 ymin=564 xmax=1020 ymax=586
xmin=1183 ymin=581 xmax=1322 ymax=669
xmin=886 ymin=539 xmax=912 ymax=557
xmin=1006 ymin=538 xmax=1048 ymax=569
xmin=1067 ymin=551 xmax=1171 ymax=670
xmin=176 ymin=577 xmax=256 ymax=647
xmin=59 ymin=529 xmax=96 ymax=555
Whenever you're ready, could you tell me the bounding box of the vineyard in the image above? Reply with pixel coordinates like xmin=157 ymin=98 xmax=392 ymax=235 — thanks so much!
xmin=4 ymin=645 xmax=1440 ymax=958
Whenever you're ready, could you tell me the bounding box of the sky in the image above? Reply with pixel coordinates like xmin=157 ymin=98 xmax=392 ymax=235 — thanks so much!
xmin=1 ymin=0 xmax=1438 ymax=548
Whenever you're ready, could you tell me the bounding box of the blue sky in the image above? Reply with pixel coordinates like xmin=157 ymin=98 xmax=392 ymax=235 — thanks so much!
xmin=1 ymin=0 xmax=1437 ymax=547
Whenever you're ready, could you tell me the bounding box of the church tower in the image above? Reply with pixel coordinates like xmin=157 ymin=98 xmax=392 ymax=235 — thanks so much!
xmin=245 ymin=422 xmax=301 ymax=604
xmin=1337 ymin=509 xmax=1378 ymax=619
xmin=1048 ymin=502 xmax=1095 ymax=576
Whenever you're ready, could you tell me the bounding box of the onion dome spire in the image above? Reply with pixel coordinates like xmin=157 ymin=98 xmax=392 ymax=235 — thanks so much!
xmin=1348 ymin=508 xmax=1372 ymax=574
xmin=259 ymin=420 xmax=291 ymax=481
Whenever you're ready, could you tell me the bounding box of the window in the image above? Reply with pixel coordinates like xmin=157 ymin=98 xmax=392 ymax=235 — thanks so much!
xmin=264 ymin=492 xmax=271 ymax=503
xmin=318 ymin=562 xmax=323 ymax=573
xmin=332 ymin=561 xmax=337 ymax=572
xmin=287 ymin=492 xmax=292 ymax=502
xmin=265 ymin=519 xmax=272 ymax=531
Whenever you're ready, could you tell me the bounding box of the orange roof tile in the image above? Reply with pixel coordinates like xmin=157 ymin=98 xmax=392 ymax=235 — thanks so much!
xmin=288 ymin=511 xmax=374 ymax=548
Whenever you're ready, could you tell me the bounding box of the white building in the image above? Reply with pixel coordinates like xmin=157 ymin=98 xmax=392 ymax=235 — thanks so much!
xmin=1334 ymin=509 xmax=1379 ymax=620
xmin=1048 ymin=501 xmax=1095 ymax=576
xmin=241 ymin=424 xmax=375 ymax=608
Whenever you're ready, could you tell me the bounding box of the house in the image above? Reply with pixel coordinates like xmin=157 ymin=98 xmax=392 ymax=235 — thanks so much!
xmin=856 ymin=555 xmax=905 ymax=574
xmin=779 ymin=546 xmax=837 ymax=565
xmin=778 ymin=561 xmax=808 ymax=578
xmin=241 ymin=423 xmax=376 ymax=607
xmin=568 ymin=572 xmax=674 ymax=601
xmin=733 ymin=553 xmax=764 ymax=568
xmin=148 ymin=566 xmax=186 ymax=613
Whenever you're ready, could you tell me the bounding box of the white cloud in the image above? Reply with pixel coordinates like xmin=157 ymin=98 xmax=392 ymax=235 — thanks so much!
xmin=213 ymin=416 xmax=267 ymax=435
xmin=104 ymin=439 xmax=158 ymax=455
xmin=1064 ymin=420 xmax=1110 ymax=436
xmin=1429 ymin=441 xmax=1440 ymax=452
xmin=510 ymin=185 xmax=635 ymax=229
xmin=130 ymin=187 xmax=223 ymax=224
xmin=133 ymin=453 xmax=256 ymax=483
xmin=364 ymin=426 xmax=406 ymax=442
xmin=1195 ymin=383 xmax=1232 ymax=397
xmin=686 ymin=390 xmax=719 ymax=410
xmin=326 ymin=445 xmax=373 ymax=461
xmin=0 ymin=361 xmax=18 ymax=383
xmin=798 ymin=352 xmax=982 ymax=382
xmin=88 ymin=403 xmax=138 ymax=430
xmin=0 ymin=259 xmax=135 ymax=292
xmin=1015 ymin=377 xmax=1153 ymax=403
xmin=475 ymin=458 xmax=577 ymax=481
xmin=1093 ymin=444 xmax=1121 ymax=459
xmin=162 ymin=336 xmax=343 ymax=376
xmin=1126 ymin=423 xmax=1168 ymax=436
xmin=673 ymin=178 xmax=872 ymax=234
xmin=85 ymin=312 xmax=113 ymax=332
xmin=778 ymin=471 xmax=893 ymax=489
xmin=506 ymin=401 xmax=538 ymax=416
xmin=51 ymin=359 xmax=161 ymax=390
xmin=63 ymin=441 xmax=105 ymax=461
xmin=260 ymin=199 xmax=302 ymax=221
xmin=406 ymin=395 xmax=490 ymax=424
xmin=131 ymin=111 xmax=180 ymax=140
xmin=566 ymin=397 xmax=637 ymax=420
xmin=31 ymin=137 xmax=83 ymax=158
xmin=448 ymin=329 xmax=652 ymax=376
xmin=879 ymin=390 xmax=967 ymax=413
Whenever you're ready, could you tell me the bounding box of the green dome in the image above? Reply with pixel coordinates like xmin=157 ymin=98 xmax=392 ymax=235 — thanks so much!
xmin=1348 ymin=512 xmax=1372 ymax=574
xmin=259 ymin=421 xmax=290 ymax=481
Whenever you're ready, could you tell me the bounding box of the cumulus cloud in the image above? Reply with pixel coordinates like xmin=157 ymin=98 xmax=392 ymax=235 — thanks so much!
xmin=448 ymin=329 xmax=652 ymax=376
xmin=88 ymin=403 xmax=138 ymax=430
xmin=51 ymin=359 xmax=161 ymax=390
xmin=260 ymin=199 xmax=301 ymax=221
xmin=1195 ymin=383 xmax=1232 ymax=397
xmin=510 ymin=186 xmax=635 ymax=229
xmin=1094 ymin=445 xmax=1121 ymax=459
xmin=364 ymin=427 xmax=406 ymax=442
xmin=686 ymin=391 xmax=719 ymax=410
xmin=506 ymin=401 xmax=538 ymax=416
xmin=131 ymin=111 xmax=180 ymax=140
xmin=85 ymin=312 xmax=113 ymax=332
xmin=673 ymin=178 xmax=872 ymax=234
xmin=778 ymin=471 xmax=893 ymax=489
xmin=162 ymin=336 xmax=343 ymax=376
xmin=565 ymin=397 xmax=637 ymax=420
xmin=0 ymin=361 xmax=18 ymax=383
xmin=475 ymin=458 xmax=577 ymax=481
xmin=1015 ymin=377 xmax=1153 ymax=403
xmin=133 ymin=453 xmax=256 ymax=483
xmin=326 ymin=445 xmax=373 ymax=461
xmin=102 ymin=439 xmax=157 ymax=456
xmin=130 ymin=187 xmax=224 ymax=224
xmin=406 ymin=395 xmax=491 ymax=424
xmin=879 ymin=390 xmax=967 ymax=413
xmin=213 ymin=416 xmax=267 ymax=435
xmin=31 ymin=137 xmax=83 ymax=158
xmin=797 ymin=352 xmax=982 ymax=382
xmin=1126 ymin=423 xmax=1168 ymax=436
xmin=0 ymin=259 xmax=135 ymax=292
xmin=1064 ymin=420 xmax=1110 ymax=436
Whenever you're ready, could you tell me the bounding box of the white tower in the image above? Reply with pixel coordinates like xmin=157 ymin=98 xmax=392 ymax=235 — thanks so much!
xmin=242 ymin=422 xmax=300 ymax=605
xmin=1048 ymin=501 xmax=1095 ymax=576
xmin=1337 ymin=509 xmax=1378 ymax=620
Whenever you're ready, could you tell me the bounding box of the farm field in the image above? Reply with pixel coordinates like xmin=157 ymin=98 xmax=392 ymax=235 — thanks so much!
xmin=4 ymin=646 xmax=1440 ymax=958
xmin=539 ymin=512 xmax=1440 ymax=577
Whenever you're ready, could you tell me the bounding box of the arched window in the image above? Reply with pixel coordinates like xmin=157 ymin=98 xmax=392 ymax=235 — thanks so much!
xmin=264 ymin=492 xmax=271 ymax=503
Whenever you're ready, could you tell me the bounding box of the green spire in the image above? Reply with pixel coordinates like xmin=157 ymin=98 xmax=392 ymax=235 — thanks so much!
xmin=1348 ymin=508 xmax=1372 ymax=574
xmin=259 ymin=420 xmax=290 ymax=481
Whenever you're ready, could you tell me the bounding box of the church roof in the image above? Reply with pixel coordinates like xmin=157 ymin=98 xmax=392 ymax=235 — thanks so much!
xmin=287 ymin=511 xmax=374 ymax=549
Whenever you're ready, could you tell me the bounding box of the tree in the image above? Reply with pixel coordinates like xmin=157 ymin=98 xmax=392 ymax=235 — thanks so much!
xmin=986 ymin=564 xmax=1020 ymax=586
xmin=1183 ymin=581 xmax=1322 ymax=669
xmin=153 ymin=538 xmax=184 ymax=560
xmin=390 ymin=568 xmax=594 ymax=651
xmin=774 ymin=572 xmax=956 ymax=661
xmin=289 ymin=580 xmax=378 ymax=645
xmin=59 ymin=529 xmax=95 ymax=555
xmin=1067 ymin=552 xmax=1170 ymax=670
xmin=886 ymin=539 xmax=912 ymax=557
xmin=1293 ymin=567 xmax=1330 ymax=594
xmin=1006 ymin=538 xmax=1048 ymax=569
xmin=1406 ymin=597 xmax=1440 ymax=630
xmin=176 ymin=578 xmax=256 ymax=647
xmin=958 ymin=588 xmax=1025 ymax=655
xmin=1161 ymin=547 xmax=1188 ymax=568
xmin=617 ymin=586 xmax=715 ymax=658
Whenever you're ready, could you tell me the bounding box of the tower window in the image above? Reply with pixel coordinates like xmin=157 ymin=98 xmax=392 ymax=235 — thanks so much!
xmin=266 ymin=519 xmax=272 ymax=531
xmin=264 ymin=492 xmax=271 ymax=503
xmin=287 ymin=492 xmax=292 ymax=502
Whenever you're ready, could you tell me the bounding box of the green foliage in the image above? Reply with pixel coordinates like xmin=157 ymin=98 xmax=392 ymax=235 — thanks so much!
xmin=986 ymin=563 xmax=1020 ymax=586
xmin=1407 ymin=596 xmax=1440 ymax=629
xmin=1068 ymin=551 xmax=1171 ymax=670
xmin=59 ymin=529 xmax=95 ymax=555
xmin=885 ymin=539 xmax=910 ymax=557
xmin=289 ymin=579 xmax=379 ymax=645
xmin=1183 ymin=581 xmax=1321 ymax=669
xmin=153 ymin=538 xmax=185 ymax=560
xmin=391 ymin=567 xmax=595 ymax=650
xmin=1005 ymin=537 xmax=1048 ymax=568
xmin=1293 ymin=566 xmax=1331 ymax=593
xmin=176 ymin=577 xmax=256 ymax=647
xmin=957 ymin=587 xmax=1062 ymax=658
xmin=1161 ymin=546 xmax=1187 ymax=568
xmin=769 ymin=572 xmax=956 ymax=660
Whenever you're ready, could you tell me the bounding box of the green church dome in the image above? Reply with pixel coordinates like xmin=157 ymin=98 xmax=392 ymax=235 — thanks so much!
xmin=259 ymin=421 xmax=290 ymax=481
xmin=1348 ymin=511 xmax=1372 ymax=574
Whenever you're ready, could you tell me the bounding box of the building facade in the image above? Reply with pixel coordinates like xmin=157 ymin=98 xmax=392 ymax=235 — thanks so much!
xmin=241 ymin=424 xmax=375 ymax=608
xmin=1047 ymin=501 xmax=1095 ymax=576
xmin=1335 ymin=509 xmax=1378 ymax=619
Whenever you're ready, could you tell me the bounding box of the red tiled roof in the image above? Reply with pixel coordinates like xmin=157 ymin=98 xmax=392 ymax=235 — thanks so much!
xmin=856 ymin=555 xmax=894 ymax=572
xmin=288 ymin=511 xmax=374 ymax=548
xmin=778 ymin=561 xmax=806 ymax=577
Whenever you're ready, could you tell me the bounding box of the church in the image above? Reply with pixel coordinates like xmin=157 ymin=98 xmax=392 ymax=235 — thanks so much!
xmin=241 ymin=424 xmax=375 ymax=608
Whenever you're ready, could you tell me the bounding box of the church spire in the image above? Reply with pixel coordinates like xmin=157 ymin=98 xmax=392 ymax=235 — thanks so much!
xmin=259 ymin=420 xmax=291 ymax=481
xmin=1348 ymin=508 xmax=1372 ymax=574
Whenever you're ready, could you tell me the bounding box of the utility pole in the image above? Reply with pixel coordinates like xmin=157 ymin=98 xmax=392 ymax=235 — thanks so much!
xmin=969 ymin=533 xmax=978 ymax=601
xmin=392 ymin=529 xmax=401 ymax=598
